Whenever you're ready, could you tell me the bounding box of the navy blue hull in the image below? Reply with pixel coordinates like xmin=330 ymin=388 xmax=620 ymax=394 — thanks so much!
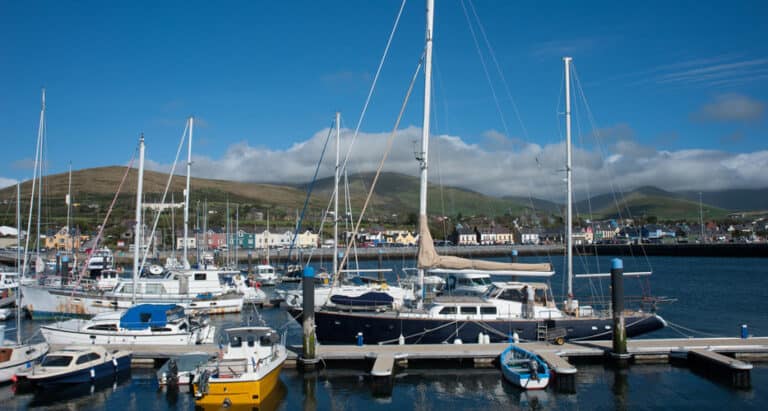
xmin=31 ymin=355 xmax=132 ymax=386
xmin=292 ymin=309 xmax=666 ymax=345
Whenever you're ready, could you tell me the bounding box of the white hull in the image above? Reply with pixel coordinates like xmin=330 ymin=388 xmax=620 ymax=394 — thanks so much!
xmin=22 ymin=285 xmax=244 ymax=319
xmin=40 ymin=323 xmax=213 ymax=346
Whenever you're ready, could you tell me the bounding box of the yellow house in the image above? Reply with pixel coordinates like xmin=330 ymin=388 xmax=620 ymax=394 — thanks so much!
xmin=391 ymin=230 xmax=417 ymax=246
xmin=296 ymin=230 xmax=319 ymax=248
xmin=44 ymin=227 xmax=89 ymax=251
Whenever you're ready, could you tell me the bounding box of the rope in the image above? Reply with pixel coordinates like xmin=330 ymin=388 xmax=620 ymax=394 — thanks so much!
xmin=334 ymin=56 xmax=424 ymax=287
xmin=338 ymin=0 xmax=407 ymax=179
xmin=665 ymin=320 xmax=724 ymax=338
xmin=376 ymin=318 xmax=460 ymax=345
xmin=283 ymin=119 xmax=334 ymax=269
xmin=139 ymin=121 xmax=190 ymax=273
xmin=72 ymin=145 xmax=138 ymax=292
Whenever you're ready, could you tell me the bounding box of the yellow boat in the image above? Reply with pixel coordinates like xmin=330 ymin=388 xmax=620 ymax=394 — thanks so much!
xmin=194 ymin=326 xmax=287 ymax=406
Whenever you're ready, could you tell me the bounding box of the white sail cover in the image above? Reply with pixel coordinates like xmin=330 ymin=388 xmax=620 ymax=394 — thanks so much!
xmin=417 ymin=216 xmax=552 ymax=272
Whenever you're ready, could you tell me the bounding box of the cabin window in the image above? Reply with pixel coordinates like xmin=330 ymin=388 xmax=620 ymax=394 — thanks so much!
xmin=534 ymin=289 xmax=546 ymax=304
xmin=480 ymin=307 xmax=497 ymax=315
xmin=151 ymin=327 xmax=172 ymax=332
xmin=194 ymin=273 xmax=206 ymax=281
xmin=76 ymin=353 xmax=101 ymax=364
xmin=439 ymin=307 xmax=457 ymax=315
xmin=145 ymin=284 xmax=164 ymax=295
xmin=499 ymin=289 xmax=524 ymax=302
xmin=179 ymin=323 xmax=187 ymax=331
xmin=230 ymin=336 xmax=243 ymax=347
xmin=42 ymin=355 xmax=73 ymax=367
xmin=247 ymin=336 xmax=255 ymax=347
xmin=87 ymin=324 xmax=118 ymax=331
xmin=460 ymin=306 xmax=477 ymax=315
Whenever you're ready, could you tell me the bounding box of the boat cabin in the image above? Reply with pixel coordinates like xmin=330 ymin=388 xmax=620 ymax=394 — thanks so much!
xmin=220 ymin=327 xmax=281 ymax=362
xmin=442 ymin=272 xmax=492 ymax=296
xmin=40 ymin=348 xmax=103 ymax=368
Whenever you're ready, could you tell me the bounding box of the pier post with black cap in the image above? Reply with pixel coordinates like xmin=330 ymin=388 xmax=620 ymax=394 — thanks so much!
xmin=610 ymin=258 xmax=631 ymax=366
xmin=299 ymin=266 xmax=319 ymax=371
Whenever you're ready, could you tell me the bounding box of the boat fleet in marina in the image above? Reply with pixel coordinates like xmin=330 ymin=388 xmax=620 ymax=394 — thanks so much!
xmin=0 ymin=0 xmax=676 ymax=406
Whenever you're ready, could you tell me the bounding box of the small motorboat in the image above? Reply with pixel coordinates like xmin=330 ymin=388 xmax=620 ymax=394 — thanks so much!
xmin=194 ymin=326 xmax=287 ymax=406
xmin=500 ymin=344 xmax=550 ymax=390
xmin=15 ymin=346 xmax=131 ymax=386
xmin=157 ymin=352 xmax=213 ymax=386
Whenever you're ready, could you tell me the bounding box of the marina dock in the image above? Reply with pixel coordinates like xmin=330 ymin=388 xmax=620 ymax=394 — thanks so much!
xmin=64 ymin=336 xmax=767 ymax=390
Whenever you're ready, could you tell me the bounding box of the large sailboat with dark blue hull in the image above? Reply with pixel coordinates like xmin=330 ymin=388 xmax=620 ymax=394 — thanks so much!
xmin=292 ymin=0 xmax=667 ymax=346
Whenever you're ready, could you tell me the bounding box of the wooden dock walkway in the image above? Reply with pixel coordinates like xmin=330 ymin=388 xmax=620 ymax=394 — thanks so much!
xmin=56 ymin=336 xmax=767 ymax=390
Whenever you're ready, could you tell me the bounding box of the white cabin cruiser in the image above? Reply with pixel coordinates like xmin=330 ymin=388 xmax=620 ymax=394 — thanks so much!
xmin=40 ymin=304 xmax=215 ymax=345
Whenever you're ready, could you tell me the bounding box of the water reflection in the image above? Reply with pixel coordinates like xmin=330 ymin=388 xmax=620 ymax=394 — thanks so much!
xmin=17 ymin=370 xmax=132 ymax=409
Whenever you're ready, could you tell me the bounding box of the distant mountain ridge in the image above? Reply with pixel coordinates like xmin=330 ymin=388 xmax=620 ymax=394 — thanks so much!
xmin=1 ymin=166 xmax=763 ymax=220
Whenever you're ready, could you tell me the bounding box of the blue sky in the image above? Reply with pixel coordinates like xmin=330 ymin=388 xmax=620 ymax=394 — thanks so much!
xmin=1 ymin=0 xmax=766 ymax=198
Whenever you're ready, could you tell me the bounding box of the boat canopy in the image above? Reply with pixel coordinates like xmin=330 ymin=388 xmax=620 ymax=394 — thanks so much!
xmin=120 ymin=304 xmax=184 ymax=330
xmin=417 ymin=218 xmax=553 ymax=273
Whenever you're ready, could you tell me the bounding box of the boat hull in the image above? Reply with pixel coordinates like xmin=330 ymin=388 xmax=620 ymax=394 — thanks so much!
xmin=294 ymin=309 xmax=666 ymax=345
xmin=25 ymin=354 xmax=131 ymax=386
xmin=195 ymin=363 xmax=283 ymax=406
xmin=40 ymin=324 xmax=209 ymax=346
xmin=22 ymin=285 xmax=243 ymax=319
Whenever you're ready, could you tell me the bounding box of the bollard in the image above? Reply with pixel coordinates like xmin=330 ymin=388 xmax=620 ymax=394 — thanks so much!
xmin=610 ymin=258 xmax=630 ymax=366
xmin=741 ymin=324 xmax=748 ymax=339
xmin=357 ymin=332 xmax=364 ymax=346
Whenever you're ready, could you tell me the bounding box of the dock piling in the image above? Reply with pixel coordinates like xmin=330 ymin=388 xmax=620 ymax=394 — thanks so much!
xmin=299 ymin=266 xmax=320 ymax=371
xmin=610 ymin=258 xmax=631 ymax=366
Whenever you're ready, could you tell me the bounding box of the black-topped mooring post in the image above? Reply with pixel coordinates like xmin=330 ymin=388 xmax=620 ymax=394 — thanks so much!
xmin=299 ymin=266 xmax=319 ymax=370
xmin=610 ymin=258 xmax=630 ymax=366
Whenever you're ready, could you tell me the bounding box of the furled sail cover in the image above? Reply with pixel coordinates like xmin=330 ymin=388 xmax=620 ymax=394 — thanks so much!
xmin=417 ymin=216 xmax=552 ymax=272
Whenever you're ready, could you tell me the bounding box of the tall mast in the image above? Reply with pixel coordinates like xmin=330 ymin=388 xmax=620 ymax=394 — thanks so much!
xmin=564 ymin=57 xmax=574 ymax=301
xmin=23 ymin=88 xmax=46 ymax=276
xmin=226 ymin=199 xmax=231 ymax=266
xmin=333 ymin=112 xmax=340 ymax=277
xmin=16 ymin=183 xmax=22 ymax=344
xmin=132 ymin=134 xmax=145 ymax=304
xmin=235 ymin=204 xmax=239 ymax=267
xmin=183 ymin=116 xmax=193 ymax=267
xmin=66 ymin=162 xmax=72 ymax=254
xmin=417 ymin=0 xmax=435 ymax=300
xmin=171 ymin=193 xmax=176 ymax=260
xmin=35 ymin=89 xmax=46 ymax=265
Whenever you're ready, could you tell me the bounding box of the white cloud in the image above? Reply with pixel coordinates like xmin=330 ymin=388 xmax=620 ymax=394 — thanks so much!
xmin=693 ymin=94 xmax=765 ymax=122
xmin=144 ymin=126 xmax=768 ymax=201
xmin=0 ymin=177 xmax=18 ymax=189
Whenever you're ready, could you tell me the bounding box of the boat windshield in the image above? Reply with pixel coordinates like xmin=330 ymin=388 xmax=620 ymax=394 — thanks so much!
xmin=42 ymin=355 xmax=73 ymax=367
xmin=459 ymin=277 xmax=490 ymax=286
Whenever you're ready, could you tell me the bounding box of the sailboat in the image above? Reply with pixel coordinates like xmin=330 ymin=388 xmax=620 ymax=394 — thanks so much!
xmin=280 ymin=112 xmax=413 ymax=310
xmin=293 ymin=0 xmax=666 ymax=345
xmin=0 ymin=183 xmax=49 ymax=383
xmin=22 ymin=134 xmax=245 ymax=319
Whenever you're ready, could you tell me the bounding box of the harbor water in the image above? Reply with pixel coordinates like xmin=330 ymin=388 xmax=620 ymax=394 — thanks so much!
xmin=2 ymin=255 xmax=767 ymax=410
